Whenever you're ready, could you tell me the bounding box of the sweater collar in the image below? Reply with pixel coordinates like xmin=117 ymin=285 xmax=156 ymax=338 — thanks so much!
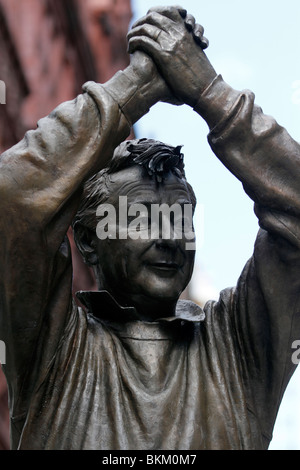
xmin=76 ymin=290 xmax=205 ymax=324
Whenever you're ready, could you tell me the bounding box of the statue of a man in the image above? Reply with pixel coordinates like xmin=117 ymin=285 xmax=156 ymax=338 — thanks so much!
xmin=0 ymin=6 xmax=299 ymax=450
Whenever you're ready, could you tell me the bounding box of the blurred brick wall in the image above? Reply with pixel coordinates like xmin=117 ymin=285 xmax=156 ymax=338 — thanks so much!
xmin=0 ymin=0 xmax=132 ymax=449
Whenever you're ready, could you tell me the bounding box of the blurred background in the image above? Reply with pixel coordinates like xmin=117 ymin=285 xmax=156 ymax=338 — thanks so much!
xmin=0 ymin=0 xmax=299 ymax=450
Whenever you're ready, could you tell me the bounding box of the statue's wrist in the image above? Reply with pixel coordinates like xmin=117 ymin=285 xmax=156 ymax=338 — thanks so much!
xmin=102 ymin=65 xmax=161 ymax=125
xmin=193 ymin=75 xmax=241 ymax=130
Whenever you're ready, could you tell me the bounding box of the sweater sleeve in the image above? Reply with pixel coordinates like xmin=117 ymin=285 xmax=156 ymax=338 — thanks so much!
xmin=0 ymin=83 xmax=131 ymax=404
xmin=196 ymin=75 xmax=300 ymax=443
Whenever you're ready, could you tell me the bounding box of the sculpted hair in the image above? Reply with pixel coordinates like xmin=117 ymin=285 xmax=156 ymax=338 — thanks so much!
xmin=72 ymin=138 xmax=197 ymax=234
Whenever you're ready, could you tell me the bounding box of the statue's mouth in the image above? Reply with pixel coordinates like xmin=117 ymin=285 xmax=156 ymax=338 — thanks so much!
xmin=147 ymin=261 xmax=180 ymax=271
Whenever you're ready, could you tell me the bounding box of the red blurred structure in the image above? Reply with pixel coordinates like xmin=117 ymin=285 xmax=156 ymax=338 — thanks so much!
xmin=0 ymin=0 xmax=133 ymax=449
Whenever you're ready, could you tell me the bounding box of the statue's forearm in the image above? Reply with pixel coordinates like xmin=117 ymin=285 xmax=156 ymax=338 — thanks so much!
xmin=101 ymin=58 xmax=170 ymax=125
xmin=0 ymin=60 xmax=165 ymax=229
xmin=196 ymin=75 xmax=300 ymax=247
xmin=193 ymin=75 xmax=241 ymax=130
xmin=0 ymin=88 xmax=127 ymax=227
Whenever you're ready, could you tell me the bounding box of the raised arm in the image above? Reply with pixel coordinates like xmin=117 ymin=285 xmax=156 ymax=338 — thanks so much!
xmin=0 ymin=47 xmax=175 ymax=405
xmin=127 ymin=7 xmax=300 ymax=221
xmin=128 ymin=5 xmax=300 ymax=441
xmin=0 ymin=51 xmax=172 ymax=246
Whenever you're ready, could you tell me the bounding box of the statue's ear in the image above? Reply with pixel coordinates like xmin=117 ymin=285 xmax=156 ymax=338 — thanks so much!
xmin=72 ymin=223 xmax=98 ymax=266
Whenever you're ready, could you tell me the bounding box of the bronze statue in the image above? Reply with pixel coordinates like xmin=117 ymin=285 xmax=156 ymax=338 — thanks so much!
xmin=0 ymin=6 xmax=299 ymax=450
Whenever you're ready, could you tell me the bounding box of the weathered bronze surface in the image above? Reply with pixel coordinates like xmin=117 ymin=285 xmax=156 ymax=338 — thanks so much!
xmin=0 ymin=6 xmax=299 ymax=450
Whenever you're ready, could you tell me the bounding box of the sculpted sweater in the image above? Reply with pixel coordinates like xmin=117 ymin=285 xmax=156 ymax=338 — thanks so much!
xmin=0 ymin=75 xmax=299 ymax=449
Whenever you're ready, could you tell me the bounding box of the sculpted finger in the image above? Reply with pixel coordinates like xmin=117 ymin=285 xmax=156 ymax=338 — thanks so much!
xmin=194 ymin=35 xmax=209 ymax=50
xmin=194 ymin=24 xmax=204 ymax=37
xmin=131 ymin=13 xmax=148 ymax=30
xmin=127 ymin=24 xmax=165 ymax=43
xmin=131 ymin=11 xmax=173 ymax=32
xmin=184 ymin=13 xmax=196 ymax=32
xmin=127 ymin=35 xmax=161 ymax=57
xmin=193 ymin=24 xmax=209 ymax=49
xmin=198 ymin=36 xmax=209 ymax=50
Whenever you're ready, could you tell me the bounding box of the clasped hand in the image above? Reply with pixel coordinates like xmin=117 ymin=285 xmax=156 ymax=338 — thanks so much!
xmin=127 ymin=5 xmax=217 ymax=108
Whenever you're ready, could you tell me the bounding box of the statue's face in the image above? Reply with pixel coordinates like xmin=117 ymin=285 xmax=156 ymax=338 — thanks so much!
xmin=93 ymin=166 xmax=195 ymax=317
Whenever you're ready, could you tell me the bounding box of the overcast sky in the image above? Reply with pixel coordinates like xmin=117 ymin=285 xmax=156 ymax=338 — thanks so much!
xmin=131 ymin=0 xmax=300 ymax=451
